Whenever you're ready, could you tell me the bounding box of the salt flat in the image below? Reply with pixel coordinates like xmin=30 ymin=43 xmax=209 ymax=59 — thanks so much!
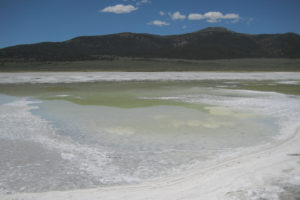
xmin=0 ymin=72 xmax=299 ymax=200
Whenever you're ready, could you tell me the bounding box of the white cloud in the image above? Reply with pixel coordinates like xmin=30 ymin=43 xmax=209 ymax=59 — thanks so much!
xmin=188 ymin=11 xmax=240 ymax=23
xmin=204 ymin=11 xmax=223 ymax=22
xmin=101 ymin=4 xmax=138 ymax=14
xmin=206 ymin=18 xmax=218 ymax=23
xmin=170 ymin=11 xmax=186 ymax=20
xmin=148 ymin=20 xmax=170 ymax=26
xmin=223 ymin=13 xmax=240 ymax=19
xmin=188 ymin=13 xmax=205 ymax=20
xmin=159 ymin=11 xmax=165 ymax=16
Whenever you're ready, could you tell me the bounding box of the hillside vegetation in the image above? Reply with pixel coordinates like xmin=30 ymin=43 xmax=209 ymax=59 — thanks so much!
xmin=1 ymin=27 xmax=300 ymax=62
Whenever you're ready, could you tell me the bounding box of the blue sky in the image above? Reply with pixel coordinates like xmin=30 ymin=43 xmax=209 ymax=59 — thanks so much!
xmin=1 ymin=0 xmax=300 ymax=48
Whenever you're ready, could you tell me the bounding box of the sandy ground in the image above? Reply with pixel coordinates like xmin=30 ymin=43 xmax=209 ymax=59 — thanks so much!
xmin=1 ymin=124 xmax=299 ymax=200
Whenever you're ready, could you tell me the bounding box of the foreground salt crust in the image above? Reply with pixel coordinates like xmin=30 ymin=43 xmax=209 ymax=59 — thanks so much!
xmin=1 ymin=125 xmax=299 ymax=200
xmin=1 ymin=96 xmax=300 ymax=199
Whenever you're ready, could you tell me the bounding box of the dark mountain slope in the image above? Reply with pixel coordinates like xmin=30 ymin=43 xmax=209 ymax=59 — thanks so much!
xmin=1 ymin=27 xmax=300 ymax=61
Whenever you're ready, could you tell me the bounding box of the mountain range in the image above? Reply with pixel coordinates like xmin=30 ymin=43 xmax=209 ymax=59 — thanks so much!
xmin=1 ymin=27 xmax=300 ymax=61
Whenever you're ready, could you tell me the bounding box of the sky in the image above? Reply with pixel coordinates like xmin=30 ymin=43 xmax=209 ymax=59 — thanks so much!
xmin=1 ymin=0 xmax=300 ymax=48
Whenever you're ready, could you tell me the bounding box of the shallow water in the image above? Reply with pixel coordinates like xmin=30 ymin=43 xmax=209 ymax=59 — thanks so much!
xmin=0 ymin=72 xmax=300 ymax=195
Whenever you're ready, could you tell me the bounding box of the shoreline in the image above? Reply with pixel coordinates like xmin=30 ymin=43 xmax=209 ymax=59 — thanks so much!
xmin=1 ymin=123 xmax=299 ymax=200
xmin=0 ymin=72 xmax=300 ymax=84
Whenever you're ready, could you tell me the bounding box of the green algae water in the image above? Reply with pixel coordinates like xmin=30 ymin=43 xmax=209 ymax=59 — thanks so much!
xmin=0 ymin=72 xmax=300 ymax=195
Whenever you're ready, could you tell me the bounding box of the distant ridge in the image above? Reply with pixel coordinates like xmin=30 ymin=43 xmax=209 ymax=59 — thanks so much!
xmin=1 ymin=27 xmax=300 ymax=61
xmin=192 ymin=27 xmax=235 ymax=33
